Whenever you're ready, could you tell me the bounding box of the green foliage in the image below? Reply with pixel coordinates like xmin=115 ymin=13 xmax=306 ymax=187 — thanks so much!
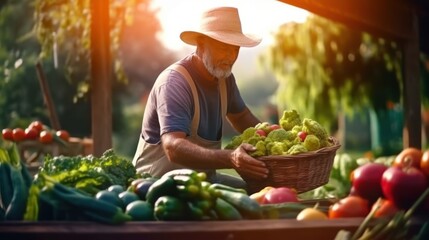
xmin=0 ymin=0 xmax=174 ymax=156
xmin=260 ymin=15 xmax=403 ymax=128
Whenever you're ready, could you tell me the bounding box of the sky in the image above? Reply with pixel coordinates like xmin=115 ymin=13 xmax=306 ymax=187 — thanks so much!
xmin=150 ymin=0 xmax=309 ymax=52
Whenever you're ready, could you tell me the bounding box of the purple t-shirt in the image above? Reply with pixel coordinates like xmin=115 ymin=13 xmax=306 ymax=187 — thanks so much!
xmin=141 ymin=54 xmax=246 ymax=144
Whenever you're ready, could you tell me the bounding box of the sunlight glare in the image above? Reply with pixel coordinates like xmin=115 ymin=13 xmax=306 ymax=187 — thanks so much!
xmin=151 ymin=0 xmax=309 ymax=51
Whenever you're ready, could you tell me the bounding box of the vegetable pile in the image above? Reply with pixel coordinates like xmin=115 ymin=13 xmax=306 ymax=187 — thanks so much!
xmin=1 ymin=139 xmax=429 ymax=240
xmin=39 ymin=149 xmax=139 ymax=195
xmin=224 ymin=109 xmax=332 ymax=156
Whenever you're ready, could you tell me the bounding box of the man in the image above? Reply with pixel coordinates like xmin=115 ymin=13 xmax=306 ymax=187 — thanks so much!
xmin=133 ymin=6 xmax=268 ymax=189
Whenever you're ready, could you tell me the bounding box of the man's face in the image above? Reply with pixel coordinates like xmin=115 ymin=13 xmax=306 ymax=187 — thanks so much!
xmin=201 ymin=37 xmax=240 ymax=79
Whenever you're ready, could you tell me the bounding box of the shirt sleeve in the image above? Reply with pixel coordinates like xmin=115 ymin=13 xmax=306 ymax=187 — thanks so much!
xmin=156 ymin=70 xmax=194 ymax=137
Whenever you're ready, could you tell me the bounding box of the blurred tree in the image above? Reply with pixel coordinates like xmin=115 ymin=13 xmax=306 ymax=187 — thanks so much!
xmin=260 ymin=15 xmax=403 ymax=129
xmin=260 ymin=15 xmax=411 ymax=155
xmin=0 ymin=0 xmax=174 ymax=156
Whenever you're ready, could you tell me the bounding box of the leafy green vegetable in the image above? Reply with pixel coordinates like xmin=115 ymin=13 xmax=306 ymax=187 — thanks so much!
xmin=39 ymin=149 xmax=138 ymax=195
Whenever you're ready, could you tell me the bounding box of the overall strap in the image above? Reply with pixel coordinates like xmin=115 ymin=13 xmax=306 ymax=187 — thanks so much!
xmin=168 ymin=64 xmax=200 ymax=136
xmin=168 ymin=64 xmax=228 ymax=136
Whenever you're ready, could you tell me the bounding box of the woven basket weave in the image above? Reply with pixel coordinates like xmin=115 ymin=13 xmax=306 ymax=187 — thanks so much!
xmin=244 ymin=137 xmax=341 ymax=194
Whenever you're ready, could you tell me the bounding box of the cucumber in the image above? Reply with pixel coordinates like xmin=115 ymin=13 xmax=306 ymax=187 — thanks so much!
xmin=217 ymin=189 xmax=262 ymax=219
xmin=209 ymin=183 xmax=247 ymax=194
xmin=214 ymin=198 xmax=242 ymax=220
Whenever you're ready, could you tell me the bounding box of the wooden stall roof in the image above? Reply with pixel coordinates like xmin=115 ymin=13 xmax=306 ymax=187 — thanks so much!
xmin=278 ymin=0 xmax=429 ymax=148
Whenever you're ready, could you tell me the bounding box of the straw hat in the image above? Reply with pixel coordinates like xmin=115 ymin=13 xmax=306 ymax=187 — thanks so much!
xmin=180 ymin=7 xmax=262 ymax=47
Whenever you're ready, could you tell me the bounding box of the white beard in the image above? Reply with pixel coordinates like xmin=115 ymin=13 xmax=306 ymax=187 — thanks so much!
xmin=202 ymin=51 xmax=232 ymax=79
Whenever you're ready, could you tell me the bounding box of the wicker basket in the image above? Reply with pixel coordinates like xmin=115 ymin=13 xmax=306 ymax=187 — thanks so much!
xmin=243 ymin=137 xmax=341 ymax=194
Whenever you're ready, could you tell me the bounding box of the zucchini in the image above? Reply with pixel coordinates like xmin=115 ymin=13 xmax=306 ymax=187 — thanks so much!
xmin=5 ymin=167 xmax=29 ymax=220
xmin=0 ymin=163 xmax=13 ymax=209
xmin=146 ymin=176 xmax=177 ymax=205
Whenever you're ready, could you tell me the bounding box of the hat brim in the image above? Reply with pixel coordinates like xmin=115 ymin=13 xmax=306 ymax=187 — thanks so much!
xmin=180 ymin=31 xmax=261 ymax=48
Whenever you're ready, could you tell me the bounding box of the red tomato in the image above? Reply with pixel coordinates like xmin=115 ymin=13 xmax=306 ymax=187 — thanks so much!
xmin=255 ymin=129 xmax=267 ymax=137
xmin=55 ymin=130 xmax=70 ymax=142
xmin=328 ymin=196 xmax=370 ymax=219
xmin=29 ymin=120 xmax=44 ymax=132
xmin=269 ymin=124 xmax=281 ymax=132
xmin=25 ymin=127 xmax=39 ymax=140
xmin=2 ymin=128 xmax=14 ymax=141
xmin=420 ymin=150 xmax=429 ymax=177
xmin=39 ymin=130 xmax=53 ymax=143
xmin=297 ymin=131 xmax=308 ymax=142
xmin=12 ymin=128 xmax=26 ymax=142
xmin=393 ymin=148 xmax=422 ymax=169
xmin=371 ymin=198 xmax=399 ymax=218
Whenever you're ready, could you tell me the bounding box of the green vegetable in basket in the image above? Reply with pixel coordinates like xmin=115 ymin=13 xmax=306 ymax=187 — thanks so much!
xmin=302 ymin=118 xmax=330 ymax=148
xmin=224 ymin=109 xmax=331 ymax=156
xmin=287 ymin=144 xmax=308 ymax=155
xmin=266 ymin=141 xmax=287 ymax=155
xmin=250 ymin=140 xmax=267 ymax=157
xmin=266 ymin=128 xmax=294 ymax=142
xmin=303 ymin=134 xmax=320 ymax=151
xmin=279 ymin=109 xmax=302 ymax=131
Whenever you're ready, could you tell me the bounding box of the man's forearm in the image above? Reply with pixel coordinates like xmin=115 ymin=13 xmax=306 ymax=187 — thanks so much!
xmin=163 ymin=136 xmax=233 ymax=169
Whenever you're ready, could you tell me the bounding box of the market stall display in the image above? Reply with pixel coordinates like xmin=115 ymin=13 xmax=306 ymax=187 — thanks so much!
xmin=1 ymin=141 xmax=429 ymax=239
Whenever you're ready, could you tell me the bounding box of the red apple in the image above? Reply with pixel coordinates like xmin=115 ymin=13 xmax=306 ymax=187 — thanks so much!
xmin=262 ymin=187 xmax=299 ymax=204
xmin=351 ymin=163 xmax=388 ymax=203
xmin=381 ymin=166 xmax=428 ymax=209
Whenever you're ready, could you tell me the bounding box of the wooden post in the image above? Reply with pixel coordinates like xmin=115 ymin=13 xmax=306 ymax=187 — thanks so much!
xmin=35 ymin=62 xmax=61 ymax=130
xmin=90 ymin=0 xmax=112 ymax=156
xmin=402 ymin=12 xmax=421 ymax=148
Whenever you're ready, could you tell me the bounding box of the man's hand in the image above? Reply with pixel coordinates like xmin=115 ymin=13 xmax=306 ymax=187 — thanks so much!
xmin=230 ymin=143 xmax=268 ymax=179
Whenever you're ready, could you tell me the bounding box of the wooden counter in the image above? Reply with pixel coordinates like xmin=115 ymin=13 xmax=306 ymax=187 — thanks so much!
xmin=0 ymin=217 xmax=425 ymax=240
